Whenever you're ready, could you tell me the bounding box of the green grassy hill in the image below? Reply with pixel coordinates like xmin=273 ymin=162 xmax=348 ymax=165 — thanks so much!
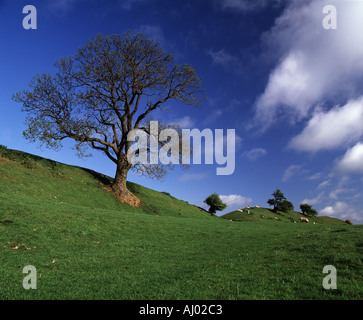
xmin=1 ymin=146 xmax=362 ymax=300
xmin=221 ymin=207 xmax=347 ymax=225
xmin=0 ymin=146 xmax=212 ymax=220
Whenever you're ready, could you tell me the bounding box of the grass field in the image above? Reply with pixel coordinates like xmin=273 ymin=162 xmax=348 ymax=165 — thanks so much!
xmin=0 ymin=146 xmax=362 ymax=300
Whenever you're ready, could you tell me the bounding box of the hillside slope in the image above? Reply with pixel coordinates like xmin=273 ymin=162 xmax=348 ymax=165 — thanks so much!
xmin=0 ymin=146 xmax=211 ymax=220
xmin=221 ymin=206 xmax=347 ymax=225
xmin=0 ymin=146 xmax=351 ymax=225
xmin=0 ymin=146 xmax=362 ymax=300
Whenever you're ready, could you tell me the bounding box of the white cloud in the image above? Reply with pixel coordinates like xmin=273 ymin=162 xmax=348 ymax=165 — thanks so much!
xmin=301 ymin=192 xmax=324 ymax=206
xmin=307 ymin=172 xmax=322 ymax=181
xmin=320 ymin=202 xmax=344 ymax=216
xmin=329 ymin=187 xmax=354 ymax=200
xmin=288 ymin=97 xmax=363 ymax=152
xmin=219 ymin=194 xmax=252 ymax=207
xmin=253 ymin=0 xmax=363 ymax=131
xmin=320 ymin=201 xmax=362 ymax=222
xmin=254 ymin=52 xmax=314 ymax=127
xmin=173 ymin=116 xmax=195 ymax=128
xmin=335 ymin=142 xmax=363 ymax=174
xmin=242 ymin=148 xmax=267 ymax=161
xmin=317 ymin=179 xmax=331 ymax=189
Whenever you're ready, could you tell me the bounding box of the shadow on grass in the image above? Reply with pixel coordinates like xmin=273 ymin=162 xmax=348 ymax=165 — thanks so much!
xmin=0 ymin=220 xmax=14 ymax=225
xmin=80 ymin=168 xmax=113 ymax=186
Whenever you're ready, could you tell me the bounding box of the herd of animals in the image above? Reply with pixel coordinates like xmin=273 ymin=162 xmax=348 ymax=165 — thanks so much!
xmin=236 ymin=206 xmax=314 ymax=224
xmin=233 ymin=206 xmax=354 ymax=225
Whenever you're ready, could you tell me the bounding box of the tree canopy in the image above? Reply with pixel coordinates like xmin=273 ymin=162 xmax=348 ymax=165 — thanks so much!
xmin=300 ymin=204 xmax=318 ymax=216
xmin=13 ymin=31 xmax=203 ymax=205
xmin=267 ymin=189 xmax=294 ymax=213
xmin=204 ymin=193 xmax=227 ymax=214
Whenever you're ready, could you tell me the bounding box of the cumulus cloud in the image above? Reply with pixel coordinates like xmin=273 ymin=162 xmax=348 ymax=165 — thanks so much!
xmin=320 ymin=201 xmax=362 ymax=222
xmin=301 ymin=192 xmax=324 ymax=206
xmin=335 ymin=142 xmax=363 ymax=174
xmin=219 ymin=194 xmax=252 ymax=207
xmin=253 ymin=0 xmax=363 ymax=131
xmin=254 ymin=52 xmax=315 ymax=127
xmin=288 ymin=97 xmax=363 ymax=152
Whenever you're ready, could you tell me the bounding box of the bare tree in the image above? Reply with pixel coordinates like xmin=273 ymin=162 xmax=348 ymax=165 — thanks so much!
xmin=13 ymin=31 xmax=203 ymax=206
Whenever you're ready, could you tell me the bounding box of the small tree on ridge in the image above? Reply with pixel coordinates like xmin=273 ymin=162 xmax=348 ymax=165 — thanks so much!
xmin=267 ymin=189 xmax=294 ymax=213
xmin=300 ymin=204 xmax=318 ymax=217
xmin=204 ymin=193 xmax=227 ymax=214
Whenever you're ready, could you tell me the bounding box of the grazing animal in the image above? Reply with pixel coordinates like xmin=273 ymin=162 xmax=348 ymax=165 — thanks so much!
xmin=255 ymin=205 xmax=259 ymax=208
xmin=345 ymin=219 xmax=353 ymax=225
xmin=300 ymin=217 xmax=309 ymax=223
xmin=237 ymin=209 xmax=243 ymax=212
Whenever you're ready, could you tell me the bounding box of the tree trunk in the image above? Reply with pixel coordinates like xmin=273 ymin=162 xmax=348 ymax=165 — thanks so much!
xmin=111 ymin=158 xmax=140 ymax=207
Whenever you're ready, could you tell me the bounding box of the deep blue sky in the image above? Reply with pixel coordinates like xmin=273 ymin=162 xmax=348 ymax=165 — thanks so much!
xmin=1 ymin=0 xmax=363 ymax=223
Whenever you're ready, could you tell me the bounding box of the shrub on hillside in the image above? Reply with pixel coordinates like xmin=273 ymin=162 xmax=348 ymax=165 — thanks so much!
xmin=300 ymin=204 xmax=318 ymax=217
xmin=204 ymin=193 xmax=227 ymax=214
xmin=267 ymin=189 xmax=294 ymax=213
